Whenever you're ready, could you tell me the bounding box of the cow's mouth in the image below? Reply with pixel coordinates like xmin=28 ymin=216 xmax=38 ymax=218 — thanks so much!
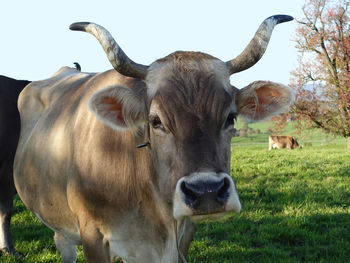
xmin=190 ymin=211 xmax=229 ymax=222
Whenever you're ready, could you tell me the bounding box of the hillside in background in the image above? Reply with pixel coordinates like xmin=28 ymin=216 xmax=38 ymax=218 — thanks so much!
xmin=232 ymin=118 xmax=346 ymax=147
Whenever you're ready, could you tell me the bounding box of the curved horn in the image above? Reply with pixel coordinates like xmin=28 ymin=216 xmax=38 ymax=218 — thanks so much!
xmin=70 ymin=22 xmax=149 ymax=79
xmin=226 ymin=15 xmax=293 ymax=75
xmin=73 ymin=62 xmax=81 ymax=71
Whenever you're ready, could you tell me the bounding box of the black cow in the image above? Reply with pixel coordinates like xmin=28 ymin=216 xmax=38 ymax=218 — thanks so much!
xmin=0 ymin=75 xmax=30 ymax=255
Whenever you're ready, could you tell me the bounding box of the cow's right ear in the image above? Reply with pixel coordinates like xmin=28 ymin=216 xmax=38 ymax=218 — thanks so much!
xmin=235 ymin=81 xmax=293 ymax=121
xmin=88 ymin=85 xmax=147 ymax=132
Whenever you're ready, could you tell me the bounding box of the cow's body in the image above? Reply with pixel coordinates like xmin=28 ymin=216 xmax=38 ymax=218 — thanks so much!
xmin=0 ymin=76 xmax=30 ymax=255
xmin=15 ymin=68 xmax=191 ymax=262
xmin=14 ymin=16 xmax=293 ymax=263
xmin=268 ymin=135 xmax=300 ymax=150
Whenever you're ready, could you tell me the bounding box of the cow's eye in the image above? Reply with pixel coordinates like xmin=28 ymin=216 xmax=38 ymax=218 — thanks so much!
xmin=224 ymin=113 xmax=237 ymax=128
xmin=150 ymin=115 xmax=163 ymax=129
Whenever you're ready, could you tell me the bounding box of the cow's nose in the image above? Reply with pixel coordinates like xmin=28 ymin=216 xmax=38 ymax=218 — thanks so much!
xmin=180 ymin=178 xmax=230 ymax=213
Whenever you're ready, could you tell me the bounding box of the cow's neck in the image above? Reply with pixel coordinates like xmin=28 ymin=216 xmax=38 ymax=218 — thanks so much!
xmin=128 ymin=143 xmax=189 ymax=262
xmin=74 ymin=123 xmax=189 ymax=261
xmin=107 ymin=197 xmax=186 ymax=262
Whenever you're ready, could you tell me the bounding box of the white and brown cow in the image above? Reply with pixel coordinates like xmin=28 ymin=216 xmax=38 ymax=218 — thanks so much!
xmin=14 ymin=15 xmax=293 ymax=263
xmin=268 ymin=135 xmax=300 ymax=150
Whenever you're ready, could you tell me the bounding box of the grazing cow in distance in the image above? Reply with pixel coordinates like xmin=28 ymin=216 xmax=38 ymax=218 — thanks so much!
xmin=0 ymin=75 xmax=30 ymax=255
xmin=14 ymin=15 xmax=293 ymax=263
xmin=268 ymin=135 xmax=300 ymax=150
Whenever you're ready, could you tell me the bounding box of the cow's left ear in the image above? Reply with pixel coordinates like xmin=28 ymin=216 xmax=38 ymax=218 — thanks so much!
xmin=236 ymin=81 xmax=293 ymax=121
xmin=88 ymin=85 xmax=147 ymax=131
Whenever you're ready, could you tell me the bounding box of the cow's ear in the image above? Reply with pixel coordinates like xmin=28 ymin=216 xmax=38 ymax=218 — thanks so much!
xmin=88 ymin=85 xmax=147 ymax=131
xmin=235 ymin=81 xmax=293 ymax=121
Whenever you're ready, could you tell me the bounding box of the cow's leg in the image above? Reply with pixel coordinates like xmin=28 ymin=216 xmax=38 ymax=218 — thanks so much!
xmin=80 ymin=223 xmax=111 ymax=263
xmin=0 ymin=196 xmax=15 ymax=255
xmin=54 ymin=232 xmax=77 ymax=263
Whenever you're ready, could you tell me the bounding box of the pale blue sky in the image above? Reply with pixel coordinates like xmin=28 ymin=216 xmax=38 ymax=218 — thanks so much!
xmin=1 ymin=0 xmax=304 ymax=88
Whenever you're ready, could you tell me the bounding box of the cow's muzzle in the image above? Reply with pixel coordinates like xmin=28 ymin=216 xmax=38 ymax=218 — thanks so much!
xmin=181 ymin=177 xmax=230 ymax=212
xmin=173 ymin=172 xmax=241 ymax=221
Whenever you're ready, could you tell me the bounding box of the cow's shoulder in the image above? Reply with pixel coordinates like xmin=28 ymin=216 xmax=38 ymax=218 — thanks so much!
xmin=18 ymin=68 xmax=86 ymax=129
xmin=19 ymin=67 xmax=90 ymax=108
xmin=18 ymin=68 xmax=146 ymax=135
xmin=20 ymin=68 xmax=145 ymax=110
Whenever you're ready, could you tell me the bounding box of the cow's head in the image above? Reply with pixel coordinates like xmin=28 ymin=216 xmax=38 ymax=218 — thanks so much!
xmin=71 ymin=15 xmax=293 ymax=221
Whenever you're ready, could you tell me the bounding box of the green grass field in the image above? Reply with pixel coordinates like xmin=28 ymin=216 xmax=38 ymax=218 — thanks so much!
xmin=190 ymin=143 xmax=350 ymax=263
xmin=1 ymin=130 xmax=349 ymax=262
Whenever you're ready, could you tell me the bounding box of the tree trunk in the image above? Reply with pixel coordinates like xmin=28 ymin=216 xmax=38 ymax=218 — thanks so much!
xmin=347 ymin=137 xmax=350 ymax=150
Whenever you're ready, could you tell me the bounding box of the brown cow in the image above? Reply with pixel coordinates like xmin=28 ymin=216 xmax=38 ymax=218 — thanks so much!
xmin=268 ymin=135 xmax=300 ymax=150
xmin=14 ymin=15 xmax=293 ymax=263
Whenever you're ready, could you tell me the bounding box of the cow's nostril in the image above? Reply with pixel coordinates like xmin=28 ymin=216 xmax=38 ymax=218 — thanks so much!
xmin=181 ymin=181 xmax=197 ymax=206
xmin=217 ymin=178 xmax=230 ymax=203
